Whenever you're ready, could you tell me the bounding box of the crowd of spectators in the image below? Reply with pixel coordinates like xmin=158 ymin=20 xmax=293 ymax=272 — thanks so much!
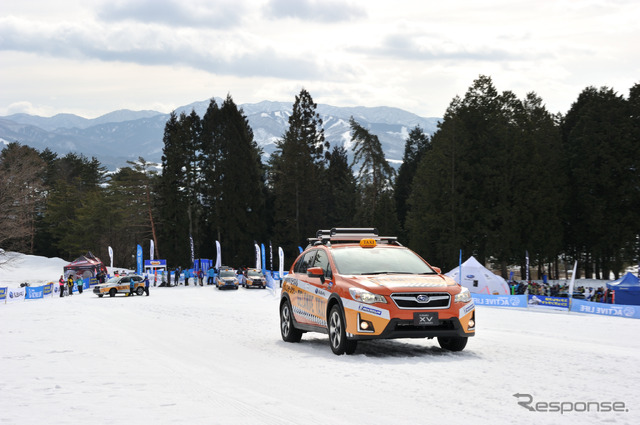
xmin=509 ymin=281 xmax=614 ymax=303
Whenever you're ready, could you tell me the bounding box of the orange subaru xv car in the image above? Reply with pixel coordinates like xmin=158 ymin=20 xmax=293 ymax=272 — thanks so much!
xmin=279 ymin=228 xmax=476 ymax=355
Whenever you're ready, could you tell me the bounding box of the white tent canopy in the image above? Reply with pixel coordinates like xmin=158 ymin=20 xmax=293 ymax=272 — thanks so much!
xmin=446 ymin=256 xmax=510 ymax=295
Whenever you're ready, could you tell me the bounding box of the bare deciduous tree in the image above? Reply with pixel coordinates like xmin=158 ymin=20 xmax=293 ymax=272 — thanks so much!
xmin=0 ymin=143 xmax=47 ymax=253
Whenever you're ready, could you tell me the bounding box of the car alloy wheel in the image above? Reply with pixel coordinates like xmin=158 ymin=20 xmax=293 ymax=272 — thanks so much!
xmin=328 ymin=305 xmax=357 ymax=355
xmin=280 ymin=300 xmax=302 ymax=342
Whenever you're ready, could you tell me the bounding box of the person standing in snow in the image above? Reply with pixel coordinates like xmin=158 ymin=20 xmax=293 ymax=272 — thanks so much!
xmin=129 ymin=278 xmax=135 ymax=297
xmin=76 ymin=275 xmax=84 ymax=294
xmin=59 ymin=275 xmax=65 ymax=297
xmin=67 ymin=275 xmax=74 ymax=296
xmin=144 ymin=275 xmax=150 ymax=296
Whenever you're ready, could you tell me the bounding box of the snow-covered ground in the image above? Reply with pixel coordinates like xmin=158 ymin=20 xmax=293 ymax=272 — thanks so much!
xmin=1 ymin=252 xmax=639 ymax=425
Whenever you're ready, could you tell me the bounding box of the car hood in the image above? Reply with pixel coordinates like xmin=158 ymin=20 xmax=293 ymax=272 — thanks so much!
xmin=347 ymin=274 xmax=457 ymax=291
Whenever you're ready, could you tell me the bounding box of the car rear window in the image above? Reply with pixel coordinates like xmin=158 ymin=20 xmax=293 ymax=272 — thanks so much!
xmin=331 ymin=246 xmax=437 ymax=276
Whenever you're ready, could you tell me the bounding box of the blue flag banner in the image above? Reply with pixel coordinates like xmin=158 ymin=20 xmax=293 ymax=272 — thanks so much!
xmin=136 ymin=244 xmax=143 ymax=275
xmin=571 ymin=299 xmax=640 ymax=319
xmin=25 ymin=285 xmax=45 ymax=300
xmin=471 ymin=293 xmax=527 ymax=308
xmin=261 ymin=243 xmax=266 ymax=273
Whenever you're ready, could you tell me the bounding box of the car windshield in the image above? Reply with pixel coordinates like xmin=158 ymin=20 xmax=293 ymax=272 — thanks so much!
xmin=105 ymin=277 xmax=120 ymax=283
xmin=220 ymin=271 xmax=235 ymax=278
xmin=331 ymin=246 xmax=437 ymax=276
xmin=248 ymin=270 xmax=263 ymax=277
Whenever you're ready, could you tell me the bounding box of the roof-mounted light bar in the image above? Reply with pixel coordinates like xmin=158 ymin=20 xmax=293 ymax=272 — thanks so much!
xmin=330 ymin=228 xmax=378 ymax=237
xmin=308 ymin=228 xmax=400 ymax=246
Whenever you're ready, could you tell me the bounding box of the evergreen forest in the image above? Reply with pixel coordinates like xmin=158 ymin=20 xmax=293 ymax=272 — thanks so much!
xmin=1 ymin=77 xmax=639 ymax=280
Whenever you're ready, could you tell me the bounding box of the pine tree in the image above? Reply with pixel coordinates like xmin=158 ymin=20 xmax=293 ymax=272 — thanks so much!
xmin=158 ymin=111 xmax=191 ymax=266
xmin=39 ymin=152 xmax=107 ymax=259
xmin=628 ymin=84 xmax=640 ymax=267
xmin=406 ymin=76 xmax=565 ymax=274
xmin=348 ymin=117 xmax=397 ymax=232
xmin=406 ymin=98 xmax=469 ymax=269
xmin=562 ymin=86 xmax=634 ymax=279
xmin=395 ymin=126 xmax=430 ymax=240
xmin=325 ymin=146 xmax=357 ymax=227
xmin=513 ymin=93 xmax=565 ymax=278
xmin=270 ymin=89 xmax=329 ymax=256
xmin=199 ymin=98 xmax=223 ymax=256
xmin=103 ymin=160 xmax=160 ymax=266
xmin=204 ymin=95 xmax=267 ymax=266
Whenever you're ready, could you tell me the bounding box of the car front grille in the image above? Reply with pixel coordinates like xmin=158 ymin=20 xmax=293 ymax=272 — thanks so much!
xmin=390 ymin=292 xmax=451 ymax=309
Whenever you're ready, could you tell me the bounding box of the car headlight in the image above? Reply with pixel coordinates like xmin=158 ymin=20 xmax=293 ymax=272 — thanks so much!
xmin=349 ymin=287 xmax=387 ymax=304
xmin=455 ymin=286 xmax=471 ymax=303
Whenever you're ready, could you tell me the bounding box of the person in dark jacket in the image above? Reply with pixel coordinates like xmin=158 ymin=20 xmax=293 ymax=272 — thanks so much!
xmin=67 ymin=275 xmax=74 ymax=296
xmin=144 ymin=276 xmax=150 ymax=296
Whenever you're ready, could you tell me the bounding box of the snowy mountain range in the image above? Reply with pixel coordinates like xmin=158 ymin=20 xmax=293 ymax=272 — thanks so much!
xmin=0 ymin=98 xmax=440 ymax=169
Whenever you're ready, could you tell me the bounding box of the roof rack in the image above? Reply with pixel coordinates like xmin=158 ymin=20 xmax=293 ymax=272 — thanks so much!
xmin=307 ymin=227 xmax=401 ymax=246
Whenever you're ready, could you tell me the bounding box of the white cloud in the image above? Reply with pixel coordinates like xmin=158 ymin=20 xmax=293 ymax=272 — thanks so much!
xmin=97 ymin=0 xmax=246 ymax=28
xmin=262 ymin=0 xmax=366 ymax=22
xmin=0 ymin=0 xmax=638 ymax=118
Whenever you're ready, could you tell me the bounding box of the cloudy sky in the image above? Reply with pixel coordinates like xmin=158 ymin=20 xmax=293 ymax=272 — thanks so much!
xmin=1 ymin=0 xmax=638 ymax=119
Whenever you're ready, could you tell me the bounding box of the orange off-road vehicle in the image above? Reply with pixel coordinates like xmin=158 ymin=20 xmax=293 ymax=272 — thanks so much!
xmin=279 ymin=228 xmax=475 ymax=355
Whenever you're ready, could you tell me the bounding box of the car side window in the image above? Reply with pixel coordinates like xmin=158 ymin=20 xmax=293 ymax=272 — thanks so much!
xmin=312 ymin=250 xmax=332 ymax=279
xmin=295 ymin=250 xmax=317 ymax=274
xmin=121 ymin=277 xmax=130 ymax=283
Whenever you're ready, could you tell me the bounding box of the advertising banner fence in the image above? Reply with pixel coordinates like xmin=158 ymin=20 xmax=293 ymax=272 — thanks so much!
xmin=471 ymin=293 xmax=639 ymax=319
xmin=6 ymin=288 xmax=25 ymax=303
xmin=571 ymin=299 xmax=640 ymax=319
xmin=471 ymin=293 xmax=527 ymax=308
xmin=527 ymin=295 xmax=570 ymax=309
xmin=25 ymin=285 xmax=45 ymax=300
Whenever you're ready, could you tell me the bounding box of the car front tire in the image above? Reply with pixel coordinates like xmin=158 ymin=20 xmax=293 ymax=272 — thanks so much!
xmin=328 ymin=305 xmax=357 ymax=355
xmin=109 ymin=288 xmax=117 ymax=297
xmin=437 ymin=336 xmax=468 ymax=351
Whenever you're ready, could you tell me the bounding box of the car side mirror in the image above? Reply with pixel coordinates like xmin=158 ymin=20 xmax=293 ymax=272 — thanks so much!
xmin=307 ymin=267 xmax=325 ymax=284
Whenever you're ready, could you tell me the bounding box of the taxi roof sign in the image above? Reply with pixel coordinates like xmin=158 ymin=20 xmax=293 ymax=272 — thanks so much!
xmin=360 ymin=238 xmax=377 ymax=248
